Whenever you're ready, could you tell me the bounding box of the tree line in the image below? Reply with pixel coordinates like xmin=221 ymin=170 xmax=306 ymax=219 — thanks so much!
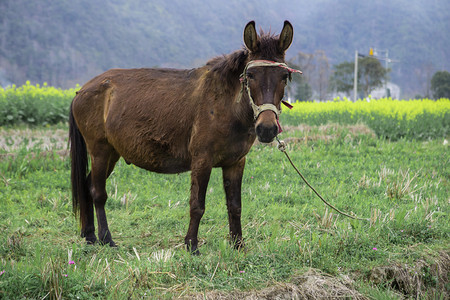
xmin=287 ymin=50 xmax=449 ymax=101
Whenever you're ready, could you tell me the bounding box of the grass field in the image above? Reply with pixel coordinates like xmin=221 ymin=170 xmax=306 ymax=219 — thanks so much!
xmin=0 ymin=123 xmax=448 ymax=299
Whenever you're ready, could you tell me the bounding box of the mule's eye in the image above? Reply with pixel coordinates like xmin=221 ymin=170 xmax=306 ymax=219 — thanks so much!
xmin=246 ymin=72 xmax=254 ymax=80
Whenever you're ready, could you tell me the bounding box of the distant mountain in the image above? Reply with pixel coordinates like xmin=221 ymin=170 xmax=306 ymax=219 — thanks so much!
xmin=1 ymin=0 xmax=448 ymax=97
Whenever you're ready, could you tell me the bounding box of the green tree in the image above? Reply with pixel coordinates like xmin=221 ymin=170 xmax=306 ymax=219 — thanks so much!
xmin=430 ymin=71 xmax=450 ymax=99
xmin=329 ymin=57 xmax=388 ymax=98
xmin=329 ymin=61 xmax=355 ymax=96
xmin=359 ymin=57 xmax=389 ymax=98
xmin=295 ymin=77 xmax=312 ymax=101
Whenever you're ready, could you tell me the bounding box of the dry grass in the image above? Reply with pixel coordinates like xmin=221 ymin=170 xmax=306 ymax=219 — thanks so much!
xmin=182 ymin=251 xmax=449 ymax=299
xmin=0 ymin=127 xmax=68 ymax=152
xmin=368 ymin=250 xmax=450 ymax=299
xmin=254 ymin=123 xmax=376 ymax=146
xmin=0 ymin=127 xmax=68 ymax=161
xmin=184 ymin=269 xmax=368 ymax=299
xmin=284 ymin=123 xmax=376 ymax=137
xmin=1 ymin=124 xmax=373 ymax=152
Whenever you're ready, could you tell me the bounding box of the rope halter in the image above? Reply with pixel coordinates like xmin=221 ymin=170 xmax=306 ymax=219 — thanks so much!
xmin=238 ymin=60 xmax=302 ymax=120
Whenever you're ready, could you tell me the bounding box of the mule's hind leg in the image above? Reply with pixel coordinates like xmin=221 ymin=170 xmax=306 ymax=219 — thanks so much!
xmin=222 ymin=157 xmax=246 ymax=250
xmin=89 ymin=149 xmax=120 ymax=246
xmin=81 ymin=173 xmax=97 ymax=244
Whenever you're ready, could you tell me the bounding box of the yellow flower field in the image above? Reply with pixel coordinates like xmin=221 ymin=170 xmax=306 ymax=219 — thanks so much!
xmin=1 ymin=83 xmax=449 ymax=139
xmin=0 ymin=82 xmax=79 ymax=125
xmin=282 ymin=97 xmax=450 ymax=139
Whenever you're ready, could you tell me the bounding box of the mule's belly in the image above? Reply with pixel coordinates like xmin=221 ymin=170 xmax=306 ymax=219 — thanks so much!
xmin=104 ymin=117 xmax=192 ymax=174
xmin=112 ymin=137 xmax=191 ymax=174
xmin=133 ymin=159 xmax=191 ymax=174
xmin=128 ymin=149 xmax=191 ymax=174
xmin=116 ymin=131 xmax=253 ymax=174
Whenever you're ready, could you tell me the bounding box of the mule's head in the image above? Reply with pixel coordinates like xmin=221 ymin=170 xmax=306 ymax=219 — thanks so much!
xmin=242 ymin=20 xmax=294 ymax=143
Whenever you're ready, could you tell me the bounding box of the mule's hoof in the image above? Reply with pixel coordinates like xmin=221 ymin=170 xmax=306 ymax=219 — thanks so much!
xmin=191 ymin=248 xmax=201 ymax=256
xmin=231 ymin=237 xmax=245 ymax=251
xmin=82 ymin=231 xmax=98 ymax=245
xmin=85 ymin=236 xmax=98 ymax=245
xmin=235 ymin=243 xmax=247 ymax=253
xmin=86 ymin=239 xmax=96 ymax=245
xmin=99 ymin=240 xmax=117 ymax=247
xmin=186 ymin=244 xmax=200 ymax=255
xmin=234 ymin=243 xmax=245 ymax=250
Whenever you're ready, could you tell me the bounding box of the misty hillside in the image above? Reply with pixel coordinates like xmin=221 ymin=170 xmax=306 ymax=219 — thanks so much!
xmin=1 ymin=0 xmax=449 ymax=97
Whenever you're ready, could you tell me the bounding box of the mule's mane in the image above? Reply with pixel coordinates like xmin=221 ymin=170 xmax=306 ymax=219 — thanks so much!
xmin=207 ymin=49 xmax=248 ymax=86
xmin=206 ymin=32 xmax=284 ymax=87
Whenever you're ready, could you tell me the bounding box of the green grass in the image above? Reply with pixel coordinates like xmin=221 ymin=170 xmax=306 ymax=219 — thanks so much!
xmin=0 ymin=124 xmax=448 ymax=299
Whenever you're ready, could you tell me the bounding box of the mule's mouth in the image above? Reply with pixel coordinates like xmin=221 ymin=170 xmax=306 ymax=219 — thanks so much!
xmin=257 ymin=135 xmax=276 ymax=143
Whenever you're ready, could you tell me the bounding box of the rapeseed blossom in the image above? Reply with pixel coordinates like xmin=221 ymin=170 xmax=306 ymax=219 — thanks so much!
xmin=284 ymin=98 xmax=450 ymax=140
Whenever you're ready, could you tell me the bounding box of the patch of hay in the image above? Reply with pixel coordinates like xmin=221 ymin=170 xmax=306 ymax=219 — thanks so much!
xmin=185 ymin=269 xmax=368 ymax=300
xmin=0 ymin=128 xmax=68 ymax=160
xmin=0 ymin=149 xmax=68 ymax=161
xmin=368 ymin=251 xmax=449 ymax=299
xmin=182 ymin=251 xmax=449 ymax=299
xmin=284 ymin=123 xmax=376 ymax=139
xmin=0 ymin=128 xmax=68 ymax=152
xmin=254 ymin=123 xmax=376 ymax=146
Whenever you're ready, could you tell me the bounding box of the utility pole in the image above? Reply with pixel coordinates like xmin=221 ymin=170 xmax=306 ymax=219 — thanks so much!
xmin=371 ymin=48 xmax=398 ymax=97
xmin=373 ymin=48 xmax=390 ymax=69
xmin=353 ymin=50 xmax=358 ymax=102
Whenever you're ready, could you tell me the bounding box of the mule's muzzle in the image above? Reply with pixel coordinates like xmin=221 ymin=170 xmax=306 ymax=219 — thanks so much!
xmin=256 ymin=122 xmax=278 ymax=143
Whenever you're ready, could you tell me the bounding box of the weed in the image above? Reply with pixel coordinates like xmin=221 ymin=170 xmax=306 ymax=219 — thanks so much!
xmin=385 ymin=168 xmax=421 ymax=201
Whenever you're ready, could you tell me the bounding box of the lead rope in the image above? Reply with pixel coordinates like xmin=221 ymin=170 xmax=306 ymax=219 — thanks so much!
xmin=276 ymin=136 xmax=369 ymax=221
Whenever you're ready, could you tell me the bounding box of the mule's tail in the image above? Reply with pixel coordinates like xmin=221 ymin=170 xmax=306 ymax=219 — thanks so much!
xmin=69 ymin=103 xmax=89 ymax=228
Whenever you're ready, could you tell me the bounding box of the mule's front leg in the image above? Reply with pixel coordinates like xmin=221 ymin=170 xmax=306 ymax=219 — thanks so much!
xmin=222 ymin=157 xmax=246 ymax=250
xmin=185 ymin=158 xmax=212 ymax=254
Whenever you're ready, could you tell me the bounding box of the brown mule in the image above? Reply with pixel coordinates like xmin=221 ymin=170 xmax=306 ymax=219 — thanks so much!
xmin=69 ymin=20 xmax=298 ymax=253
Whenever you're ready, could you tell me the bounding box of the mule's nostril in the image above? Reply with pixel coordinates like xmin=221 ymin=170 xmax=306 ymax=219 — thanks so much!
xmin=256 ymin=123 xmax=278 ymax=143
xmin=270 ymin=124 xmax=278 ymax=136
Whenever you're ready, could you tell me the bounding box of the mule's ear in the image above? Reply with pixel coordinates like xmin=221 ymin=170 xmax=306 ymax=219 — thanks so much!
xmin=278 ymin=20 xmax=293 ymax=52
xmin=244 ymin=20 xmax=258 ymax=52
